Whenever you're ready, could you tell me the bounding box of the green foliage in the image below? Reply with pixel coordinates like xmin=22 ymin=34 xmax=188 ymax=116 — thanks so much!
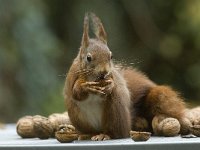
xmin=0 ymin=0 xmax=62 ymax=122
xmin=0 ymin=0 xmax=200 ymax=122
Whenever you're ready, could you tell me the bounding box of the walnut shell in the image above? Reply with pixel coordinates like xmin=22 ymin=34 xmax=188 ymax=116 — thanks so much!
xmin=58 ymin=124 xmax=77 ymax=134
xmin=56 ymin=133 xmax=78 ymax=143
xmin=16 ymin=116 xmax=35 ymax=138
xmin=130 ymin=131 xmax=151 ymax=141
xmin=55 ymin=124 xmax=78 ymax=143
xmin=48 ymin=113 xmax=71 ymax=132
xmin=33 ymin=115 xmax=54 ymax=139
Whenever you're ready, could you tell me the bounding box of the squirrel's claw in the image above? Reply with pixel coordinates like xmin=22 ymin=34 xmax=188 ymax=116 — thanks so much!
xmin=81 ymin=82 xmax=100 ymax=87
xmin=104 ymin=80 xmax=112 ymax=84
xmin=86 ymin=87 xmax=106 ymax=95
xmin=91 ymin=134 xmax=110 ymax=141
xmin=81 ymin=81 xmax=113 ymax=96
xmin=81 ymin=81 xmax=106 ymax=95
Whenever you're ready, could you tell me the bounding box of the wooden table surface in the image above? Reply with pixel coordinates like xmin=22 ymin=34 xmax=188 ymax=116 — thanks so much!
xmin=0 ymin=124 xmax=200 ymax=150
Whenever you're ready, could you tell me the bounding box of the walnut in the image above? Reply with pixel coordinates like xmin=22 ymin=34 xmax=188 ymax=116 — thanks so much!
xmin=16 ymin=116 xmax=35 ymax=138
xmin=185 ymin=107 xmax=200 ymax=125
xmin=152 ymin=115 xmax=180 ymax=136
xmin=130 ymin=131 xmax=151 ymax=141
xmin=33 ymin=115 xmax=54 ymax=139
xmin=16 ymin=115 xmax=54 ymax=139
xmin=179 ymin=117 xmax=192 ymax=135
xmin=48 ymin=112 xmax=71 ymax=133
xmin=183 ymin=107 xmax=200 ymax=137
xmin=190 ymin=125 xmax=200 ymax=137
xmin=55 ymin=124 xmax=78 ymax=143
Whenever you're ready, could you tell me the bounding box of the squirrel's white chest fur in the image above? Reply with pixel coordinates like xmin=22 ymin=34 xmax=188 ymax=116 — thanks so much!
xmin=76 ymin=94 xmax=103 ymax=131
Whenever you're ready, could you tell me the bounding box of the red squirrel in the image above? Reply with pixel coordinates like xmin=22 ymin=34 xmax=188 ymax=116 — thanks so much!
xmin=64 ymin=13 xmax=188 ymax=140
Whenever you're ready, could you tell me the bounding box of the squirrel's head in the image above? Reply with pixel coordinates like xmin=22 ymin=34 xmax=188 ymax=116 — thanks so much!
xmin=78 ymin=13 xmax=113 ymax=81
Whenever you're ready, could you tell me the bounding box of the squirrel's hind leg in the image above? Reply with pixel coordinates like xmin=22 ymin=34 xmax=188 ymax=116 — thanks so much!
xmin=131 ymin=116 xmax=149 ymax=132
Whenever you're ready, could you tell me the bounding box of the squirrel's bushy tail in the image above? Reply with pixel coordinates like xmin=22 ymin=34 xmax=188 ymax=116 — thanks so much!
xmin=145 ymin=85 xmax=186 ymax=119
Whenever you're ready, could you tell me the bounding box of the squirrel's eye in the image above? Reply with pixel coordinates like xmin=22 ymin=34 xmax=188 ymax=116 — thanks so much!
xmin=87 ymin=55 xmax=92 ymax=62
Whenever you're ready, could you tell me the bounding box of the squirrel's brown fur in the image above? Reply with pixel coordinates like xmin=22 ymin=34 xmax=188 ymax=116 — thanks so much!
xmin=64 ymin=13 xmax=187 ymax=140
xmin=122 ymin=68 xmax=186 ymax=133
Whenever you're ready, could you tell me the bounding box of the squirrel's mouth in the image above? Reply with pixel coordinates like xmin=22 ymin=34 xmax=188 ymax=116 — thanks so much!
xmin=96 ymin=71 xmax=111 ymax=81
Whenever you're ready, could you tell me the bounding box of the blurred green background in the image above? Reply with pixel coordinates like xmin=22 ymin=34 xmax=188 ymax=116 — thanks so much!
xmin=0 ymin=0 xmax=200 ymax=123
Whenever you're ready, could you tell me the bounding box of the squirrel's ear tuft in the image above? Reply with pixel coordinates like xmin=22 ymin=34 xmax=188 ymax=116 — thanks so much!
xmin=90 ymin=13 xmax=107 ymax=44
xmin=81 ymin=13 xmax=90 ymax=49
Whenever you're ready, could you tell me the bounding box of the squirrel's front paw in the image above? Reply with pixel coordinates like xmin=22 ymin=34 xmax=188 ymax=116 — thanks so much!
xmin=91 ymin=134 xmax=110 ymax=141
xmin=81 ymin=80 xmax=114 ymax=96
xmin=102 ymin=80 xmax=114 ymax=95
xmin=81 ymin=82 xmax=106 ymax=95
